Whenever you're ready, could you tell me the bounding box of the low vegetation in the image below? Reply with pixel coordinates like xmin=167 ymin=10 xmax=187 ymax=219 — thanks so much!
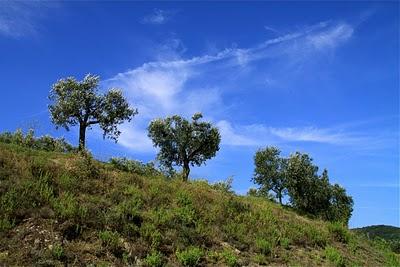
xmin=0 ymin=135 xmax=398 ymax=266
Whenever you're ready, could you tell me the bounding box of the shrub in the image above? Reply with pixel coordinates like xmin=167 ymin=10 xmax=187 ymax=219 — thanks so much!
xmin=212 ymin=176 xmax=234 ymax=194
xmin=256 ymin=238 xmax=273 ymax=256
xmin=176 ymin=247 xmax=203 ymax=266
xmin=0 ymin=129 xmax=75 ymax=152
xmin=328 ymin=222 xmax=351 ymax=243
xmin=109 ymin=157 xmax=161 ymax=177
xmin=76 ymin=150 xmax=100 ymax=179
xmin=174 ymin=192 xmax=196 ymax=226
xmin=145 ymin=251 xmax=164 ymax=267
xmin=324 ymin=246 xmax=345 ymax=267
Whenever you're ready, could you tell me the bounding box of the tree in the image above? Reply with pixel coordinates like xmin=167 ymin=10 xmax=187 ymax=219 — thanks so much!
xmin=326 ymin=183 xmax=354 ymax=224
xmin=147 ymin=113 xmax=220 ymax=181
xmin=252 ymin=146 xmax=288 ymax=204
xmin=49 ymin=74 xmax=137 ymax=150
xmin=285 ymin=152 xmax=353 ymax=223
xmin=285 ymin=152 xmax=320 ymax=213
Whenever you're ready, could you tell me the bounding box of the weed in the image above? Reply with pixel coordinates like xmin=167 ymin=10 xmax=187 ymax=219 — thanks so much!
xmin=145 ymin=251 xmax=164 ymax=267
xmin=51 ymin=244 xmax=64 ymax=260
xmin=176 ymin=246 xmax=203 ymax=267
xmin=220 ymin=248 xmax=239 ymax=267
xmin=256 ymin=238 xmax=273 ymax=256
xmin=0 ymin=217 xmax=14 ymax=232
xmin=280 ymin=237 xmax=291 ymax=249
xmin=328 ymin=222 xmax=351 ymax=243
xmin=324 ymin=246 xmax=345 ymax=267
xmin=52 ymin=192 xmax=87 ymax=221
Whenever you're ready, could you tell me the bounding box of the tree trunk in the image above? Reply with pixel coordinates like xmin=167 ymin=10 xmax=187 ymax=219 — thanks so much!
xmin=182 ymin=161 xmax=190 ymax=181
xmin=78 ymin=123 xmax=86 ymax=151
xmin=277 ymin=191 xmax=282 ymax=205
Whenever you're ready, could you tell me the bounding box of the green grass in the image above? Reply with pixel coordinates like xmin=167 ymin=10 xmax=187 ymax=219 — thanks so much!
xmin=0 ymin=142 xmax=398 ymax=266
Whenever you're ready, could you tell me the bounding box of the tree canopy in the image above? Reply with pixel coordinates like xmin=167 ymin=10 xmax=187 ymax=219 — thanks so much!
xmin=49 ymin=74 xmax=137 ymax=150
xmin=147 ymin=113 xmax=220 ymax=181
xmin=252 ymin=147 xmax=354 ymax=224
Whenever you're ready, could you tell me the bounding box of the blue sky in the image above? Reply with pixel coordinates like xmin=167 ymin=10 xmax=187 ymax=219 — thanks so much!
xmin=0 ymin=1 xmax=398 ymax=228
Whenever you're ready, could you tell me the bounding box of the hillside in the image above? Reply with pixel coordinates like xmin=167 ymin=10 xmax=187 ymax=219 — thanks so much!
xmin=353 ymin=225 xmax=400 ymax=242
xmin=0 ymin=142 xmax=399 ymax=266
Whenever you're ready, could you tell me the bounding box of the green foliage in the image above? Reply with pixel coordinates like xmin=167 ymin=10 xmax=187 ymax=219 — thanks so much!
xmin=52 ymin=192 xmax=87 ymax=221
xmin=0 ymin=217 xmax=14 ymax=232
xmin=212 ymin=176 xmax=234 ymax=194
xmin=148 ymin=113 xmax=220 ymax=181
xmin=220 ymin=248 xmax=239 ymax=267
xmin=49 ymin=74 xmax=137 ymax=149
xmin=385 ymin=251 xmax=400 ymax=266
xmin=144 ymin=251 xmax=164 ymax=267
xmin=324 ymin=246 xmax=345 ymax=267
xmin=99 ymin=230 xmax=121 ymax=250
xmin=176 ymin=247 xmax=203 ymax=266
xmin=0 ymin=129 xmax=74 ymax=152
xmin=0 ymin=140 xmax=394 ymax=266
xmin=280 ymin=237 xmax=291 ymax=249
xmin=353 ymin=225 xmax=400 ymax=241
xmin=256 ymin=238 xmax=273 ymax=256
xmin=174 ymin=192 xmax=197 ymax=226
xmin=286 ymin=153 xmax=353 ymax=224
xmin=58 ymin=173 xmax=78 ymax=192
xmin=51 ymin=244 xmax=65 ymax=260
xmin=328 ymin=222 xmax=351 ymax=243
xmin=253 ymin=146 xmax=287 ymax=204
xmin=353 ymin=225 xmax=400 ymax=253
xmin=109 ymin=157 xmax=161 ymax=177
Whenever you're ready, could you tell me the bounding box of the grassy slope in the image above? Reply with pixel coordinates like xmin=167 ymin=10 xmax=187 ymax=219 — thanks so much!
xmin=0 ymin=143 xmax=398 ymax=266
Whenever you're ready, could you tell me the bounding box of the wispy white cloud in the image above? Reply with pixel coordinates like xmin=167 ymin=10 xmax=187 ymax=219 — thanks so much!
xmin=0 ymin=1 xmax=55 ymax=38
xmin=264 ymin=25 xmax=281 ymax=35
xmin=141 ymin=9 xmax=176 ymax=25
xmin=307 ymin=23 xmax=353 ymax=49
xmin=214 ymin=121 xmax=373 ymax=147
xmin=105 ymin=21 xmax=360 ymax=152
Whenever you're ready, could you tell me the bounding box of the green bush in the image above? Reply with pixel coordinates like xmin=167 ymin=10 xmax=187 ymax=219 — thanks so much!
xmin=109 ymin=157 xmax=161 ymax=177
xmin=174 ymin=192 xmax=197 ymax=226
xmin=212 ymin=176 xmax=234 ymax=194
xmin=76 ymin=150 xmax=100 ymax=179
xmin=145 ymin=251 xmax=164 ymax=267
xmin=176 ymin=247 xmax=203 ymax=266
xmin=256 ymin=238 xmax=273 ymax=256
xmin=324 ymin=246 xmax=345 ymax=267
xmin=0 ymin=129 xmax=75 ymax=152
